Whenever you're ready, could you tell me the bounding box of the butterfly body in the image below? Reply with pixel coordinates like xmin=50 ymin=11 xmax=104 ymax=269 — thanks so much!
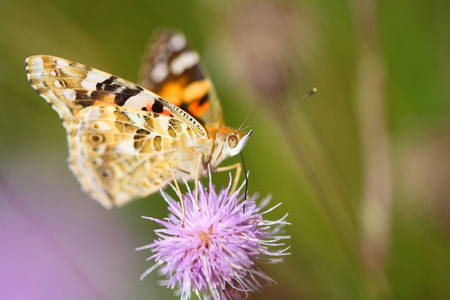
xmin=26 ymin=31 xmax=251 ymax=209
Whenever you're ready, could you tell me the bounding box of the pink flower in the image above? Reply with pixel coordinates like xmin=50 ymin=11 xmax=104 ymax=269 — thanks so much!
xmin=137 ymin=177 xmax=290 ymax=299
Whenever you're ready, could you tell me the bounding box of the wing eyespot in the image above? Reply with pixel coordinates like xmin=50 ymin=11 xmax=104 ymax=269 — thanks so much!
xmin=87 ymin=132 xmax=105 ymax=145
xmin=99 ymin=167 xmax=114 ymax=182
xmin=91 ymin=158 xmax=102 ymax=166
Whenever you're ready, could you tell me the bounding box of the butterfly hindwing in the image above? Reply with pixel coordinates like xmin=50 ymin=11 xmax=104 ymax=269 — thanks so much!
xmin=68 ymin=105 xmax=206 ymax=208
xmin=139 ymin=30 xmax=223 ymax=126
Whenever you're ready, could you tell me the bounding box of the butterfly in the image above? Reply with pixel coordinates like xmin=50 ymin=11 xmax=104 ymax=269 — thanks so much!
xmin=25 ymin=30 xmax=252 ymax=210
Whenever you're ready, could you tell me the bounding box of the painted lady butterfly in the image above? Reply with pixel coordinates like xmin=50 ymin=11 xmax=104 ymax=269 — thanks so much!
xmin=25 ymin=30 xmax=252 ymax=209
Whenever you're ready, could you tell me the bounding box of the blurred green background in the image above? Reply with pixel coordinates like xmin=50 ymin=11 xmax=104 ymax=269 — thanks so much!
xmin=1 ymin=0 xmax=449 ymax=299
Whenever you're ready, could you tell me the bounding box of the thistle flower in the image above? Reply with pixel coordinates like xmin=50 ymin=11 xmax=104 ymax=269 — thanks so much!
xmin=136 ymin=176 xmax=291 ymax=300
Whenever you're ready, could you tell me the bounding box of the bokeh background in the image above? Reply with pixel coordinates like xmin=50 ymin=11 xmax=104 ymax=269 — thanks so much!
xmin=1 ymin=0 xmax=449 ymax=299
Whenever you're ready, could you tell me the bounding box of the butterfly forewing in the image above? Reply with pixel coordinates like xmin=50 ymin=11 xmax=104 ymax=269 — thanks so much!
xmin=26 ymin=55 xmax=206 ymax=136
xmin=139 ymin=30 xmax=223 ymax=126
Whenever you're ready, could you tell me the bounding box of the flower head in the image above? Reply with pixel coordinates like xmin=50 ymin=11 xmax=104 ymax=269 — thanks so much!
xmin=136 ymin=177 xmax=290 ymax=299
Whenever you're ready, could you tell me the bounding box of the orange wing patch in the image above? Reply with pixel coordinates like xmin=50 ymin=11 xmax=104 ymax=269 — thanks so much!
xmin=158 ymin=78 xmax=211 ymax=119
xmin=184 ymin=80 xmax=211 ymax=118
xmin=158 ymin=78 xmax=188 ymax=106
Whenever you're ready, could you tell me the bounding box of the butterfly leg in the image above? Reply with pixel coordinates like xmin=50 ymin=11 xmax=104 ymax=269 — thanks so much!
xmin=194 ymin=153 xmax=204 ymax=212
xmin=170 ymin=167 xmax=186 ymax=227
xmin=214 ymin=162 xmax=242 ymax=194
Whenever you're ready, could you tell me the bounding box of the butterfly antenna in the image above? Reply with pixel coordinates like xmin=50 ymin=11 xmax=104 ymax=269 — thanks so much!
xmin=241 ymin=87 xmax=317 ymax=131
xmin=238 ymin=95 xmax=261 ymax=131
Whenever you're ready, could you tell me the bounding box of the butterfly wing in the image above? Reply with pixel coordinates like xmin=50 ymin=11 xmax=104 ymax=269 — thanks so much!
xmin=69 ymin=105 xmax=203 ymax=208
xmin=26 ymin=55 xmax=206 ymax=136
xmin=139 ymin=30 xmax=224 ymax=126
xmin=26 ymin=55 xmax=213 ymax=208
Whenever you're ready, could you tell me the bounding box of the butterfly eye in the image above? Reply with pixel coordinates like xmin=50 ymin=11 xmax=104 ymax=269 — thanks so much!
xmin=227 ymin=135 xmax=238 ymax=149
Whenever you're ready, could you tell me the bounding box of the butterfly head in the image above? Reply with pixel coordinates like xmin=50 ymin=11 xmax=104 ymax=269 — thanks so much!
xmin=219 ymin=128 xmax=253 ymax=158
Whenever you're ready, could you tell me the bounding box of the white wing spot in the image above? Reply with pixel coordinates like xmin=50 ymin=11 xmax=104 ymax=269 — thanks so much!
xmin=80 ymin=79 xmax=97 ymax=90
xmin=125 ymin=92 xmax=152 ymax=109
xmin=85 ymin=71 xmax=110 ymax=83
xmin=33 ymin=56 xmax=44 ymax=64
xmin=127 ymin=113 xmax=146 ymax=128
xmin=54 ymin=80 xmax=63 ymax=88
xmin=56 ymin=59 xmax=70 ymax=69
xmin=114 ymin=141 xmax=137 ymax=154
xmin=151 ymin=62 xmax=169 ymax=83
xmin=31 ymin=57 xmax=44 ymax=71
xmin=85 ymin=108 xmax=102 ymax=120
xmin=50 ymin=71 xmax=57 ymax=77
xmin=62 ymin=89 xmax=76 ymax=101
xmin=168 ymin=33 xmax=186 ymax=51
xmin=171 ymin=51 xmax=199 ymax=75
